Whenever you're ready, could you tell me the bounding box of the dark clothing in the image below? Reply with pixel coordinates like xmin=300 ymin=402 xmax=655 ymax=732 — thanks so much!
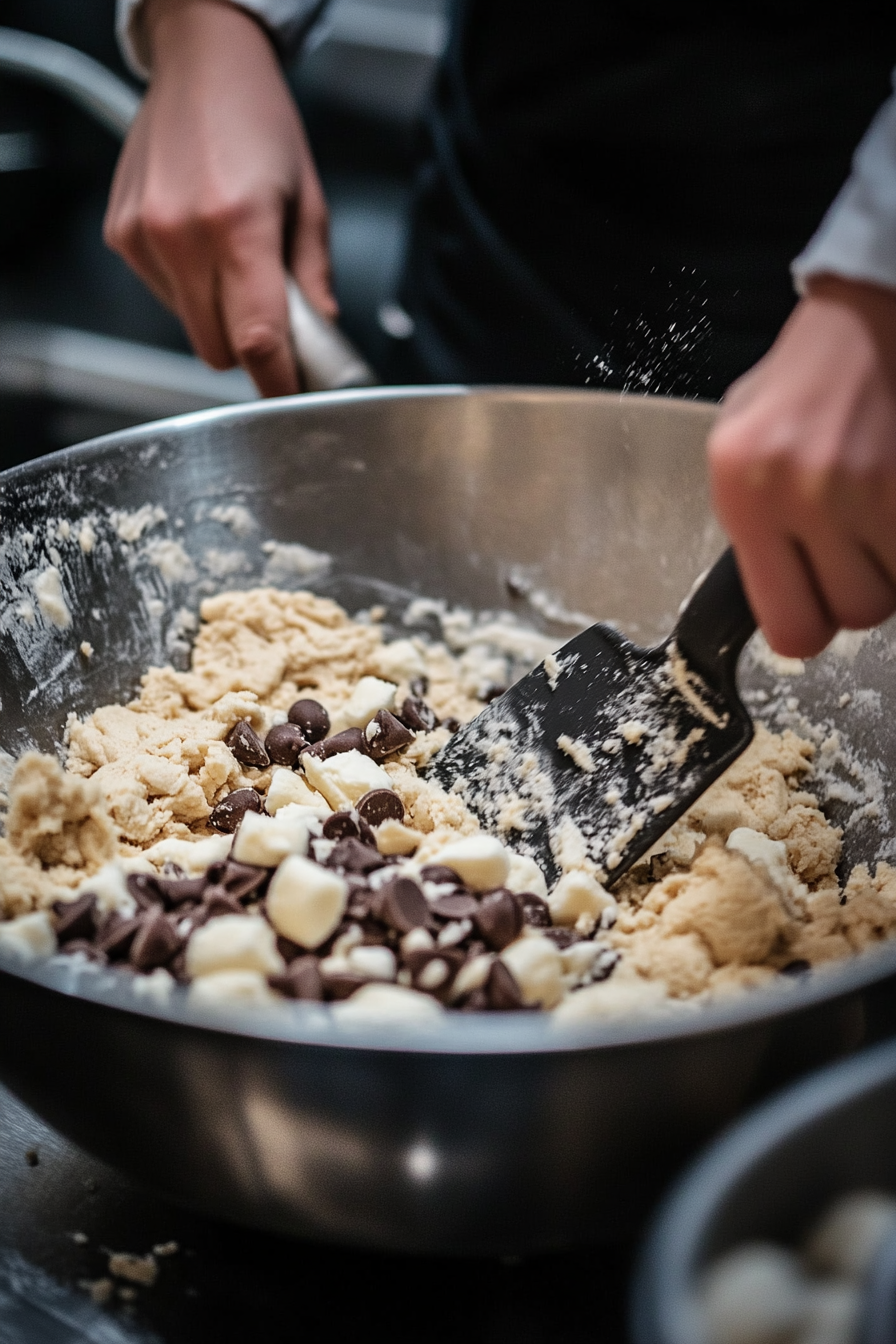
xmin=388 ymin=1 xmax=896 ymax=398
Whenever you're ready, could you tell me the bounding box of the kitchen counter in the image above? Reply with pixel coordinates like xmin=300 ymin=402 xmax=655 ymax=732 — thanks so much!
xmin=0 ymin=1084 xmax=632 ymax=1343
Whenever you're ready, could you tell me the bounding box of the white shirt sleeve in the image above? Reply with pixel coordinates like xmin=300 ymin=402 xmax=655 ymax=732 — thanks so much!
xmin=792 ymin=72 xmax=896 ymax=295
xmin=116 ymin=0 xmax=328 ymax=79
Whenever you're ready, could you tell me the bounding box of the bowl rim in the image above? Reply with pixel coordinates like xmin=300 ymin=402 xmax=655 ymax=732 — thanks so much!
xmin=629 ymin=1035 xmax=896 ymax=1344
xmin=1 ymin=384 xmax=886 ymax=1058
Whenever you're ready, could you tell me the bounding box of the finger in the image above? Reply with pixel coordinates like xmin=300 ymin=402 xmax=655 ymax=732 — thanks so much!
xmin=217 ymin=219 xmax=300 ymax=396
xmin=732 ymin=530 xmax=837 ymax=659
xmin=800 ymin=532 xmax=896 ymax=631
xmin=142 ymin=221 xmax=234 ymax=370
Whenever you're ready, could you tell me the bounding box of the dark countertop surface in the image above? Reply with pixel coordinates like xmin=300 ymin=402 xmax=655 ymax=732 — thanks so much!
xmin=0 ymin=1085 xmax=633 ymax=1343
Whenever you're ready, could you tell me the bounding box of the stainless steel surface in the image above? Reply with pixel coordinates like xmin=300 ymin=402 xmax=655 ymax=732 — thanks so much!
xmin=1 ymin=387 xmax=896 ymax=1254
xmin=0 ymin=27 xmax=140 ymax=139
xmin=632 ymin=1038 xmax=896 ymax=1344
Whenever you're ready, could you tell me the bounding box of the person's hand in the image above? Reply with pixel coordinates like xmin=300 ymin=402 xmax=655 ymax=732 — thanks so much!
xmin=708 ymin=275 xmax=896 ymax=658
xmin=104 ymin=0 xmax=336 ymax=396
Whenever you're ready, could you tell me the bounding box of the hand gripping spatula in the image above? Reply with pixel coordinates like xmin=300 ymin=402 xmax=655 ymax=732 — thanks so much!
xmin=428 ymin=548 xmax=757 ymax=888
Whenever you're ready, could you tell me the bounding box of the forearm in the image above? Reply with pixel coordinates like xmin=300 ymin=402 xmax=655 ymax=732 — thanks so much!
xmin=116 ymin=0 xmax=328 ymax=78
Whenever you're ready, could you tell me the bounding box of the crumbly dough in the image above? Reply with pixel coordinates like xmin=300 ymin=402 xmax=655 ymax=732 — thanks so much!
xmin=1 ymin=587 xmax=893 ymax=1017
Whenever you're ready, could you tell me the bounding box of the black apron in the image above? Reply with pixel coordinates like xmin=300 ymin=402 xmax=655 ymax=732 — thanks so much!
xmin=386 ymin=1 xmax=896 ymax=398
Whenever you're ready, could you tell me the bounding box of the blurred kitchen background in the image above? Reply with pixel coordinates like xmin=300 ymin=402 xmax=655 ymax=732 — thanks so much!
xmin=0 ymin=0 xmax=446 ymax=469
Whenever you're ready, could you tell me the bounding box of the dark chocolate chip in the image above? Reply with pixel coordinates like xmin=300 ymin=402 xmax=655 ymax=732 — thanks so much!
xmin=442 ymin=717 xmax=461 ymax=734
xmin=63 ymin=939 xmax=107 ymax=964
xmin=130 ymin=911 xmax=182 ymax=971
xmin=326 ymin=836 xmax=387 ymax=875
xmin=409 ymin=676 xmax=429 ymax=698
xmin=399 ymin=696 xmax=439 ymax=732
xmin=370 ymin=877 xmax=429 ymax=933
xmin=126 ymin=873 xmax=165 ymax=910
xmin=419 ymin=864 xmax=462 ymax=886
xmin=321 ymin=972 xmax=367 ymax=1001
xmin=504 ymin=575 xmax=530 ymax=599
xmin=481 ymin=684 xmax=507 ymax=704
xmin=220 ymin=860 xmax=268 ymax=900
xmin=97 ymin=914 xmax=143 ymax=960
xmin=154 ymin=875 xmax=208 ymax=906
xmin=486 ymin=959 xmax=525 ymax=1010
xmin=474 ymin=890 xmax=524 ymax=951
xmin=781 ymin=959 xmax=811 ymax=977
xmin=225 ymin=719 xmax=270 ymax=769
xmin=356 ymin=788 xmax=405 ymax=827
xmin=52 ymin=893 xmax=97 ymax=943
xmin=365 ymin=709 xmax=414 ymax=761
xmin=322 ymin=811 xmax=361 ymax=841
xmin=264 ymin=722 xmax=308 ymax=767
xmin=459 ymin=988 xmax=490 ymax=1012
xmin=287 ymin=698 xmax=330 ymax=743
xmin=209 ymin=788 xmax=263 ymax=834
xmin=430 ymin=892 xmax=479 ymax=920
xmin=269 ymin=956 xmax=324 ymax=1001
xmin=519 ymin=892 xmax=551 ymax=928
xmin=305 ymin=727 xmax=370 ymax=760
xmin=203 ymin=888 xmax=246 ymax=918
xmin=543 ymin=927 xmax=582 ymax=950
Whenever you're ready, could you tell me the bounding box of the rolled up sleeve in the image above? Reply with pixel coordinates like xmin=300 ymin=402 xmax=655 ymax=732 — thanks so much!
xmin=116 ymin=0 xmax=329 ymax=79
xmin=793 ymin=73 xmax=896 ymax=295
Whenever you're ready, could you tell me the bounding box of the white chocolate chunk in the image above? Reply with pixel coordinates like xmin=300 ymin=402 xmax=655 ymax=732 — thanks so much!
xmin=500 ymin=936 xmax=564 ymax=1008
xmin=699 ymin=1244 xmax=809 ymax=1344
xmin=448 ymin=953 xmax=493 ymax=1002
xmin=265 ymin=768 xmax=327 ymax=815
xmin=348 ymin=945 xmax=397 ymax=981
xmin=330 ymin=676 xmax=397 ymax=733
xmin=504 ymin=852 xmax=549 ymax=900
xmin=74 ymin=861 xmax=136 ymax=916
xmin=266 ymin=854 xmax=349 ymax=949
xmin=374 ymin=818 xmax=424 ymax=856
xmin=144 ymin=835 xmax=232 ymax=874
xmin=429 ymin=835 xmax=510 ymax=892
xmin=231 ymin=810 xmax=309 ymax=867
xmin=805 ymin=1191 xmax=896 ymax=1280
xmin=560 ymin=941 xmax=604 ymax=976
xmin=188 ymin=969 xmax=282 ymax=1008
xmin=331 ymin=982 xmax=444 ymax=1023
xmin=0 ymin=911 xmax=57 ymax=963
xmin=548 ymin=870 xmax=615 ymax=927
xmin=401 ymin=927 xmax=435 ymax=955
xmin=727 ymin=828 xmax=794 ymax=901
xmin=186 ymin=915 xmax=285 ymax=979
xmin=303 ymin=749 xmax=394 ymax=810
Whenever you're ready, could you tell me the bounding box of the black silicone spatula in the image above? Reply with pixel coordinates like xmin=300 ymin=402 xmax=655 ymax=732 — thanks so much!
xmin=428 ymin=548 xmax=757 ymax=887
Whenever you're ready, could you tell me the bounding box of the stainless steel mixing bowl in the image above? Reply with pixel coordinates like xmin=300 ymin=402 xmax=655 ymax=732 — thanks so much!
xmin=1 ymin=387 xmax=896 ymax=1255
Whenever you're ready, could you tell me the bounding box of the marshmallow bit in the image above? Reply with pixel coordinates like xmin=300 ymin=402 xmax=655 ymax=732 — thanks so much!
xmin=504 ymin=852 xmax=549 ymax=900
xmin=266 ymin=854 xmax=348 ymax=949
xmin=188 ymin=969 xmax=283 ymax=1008
xmin=548 ymin=870 xmax=615 ymax=927
xmin=186 ymin=914 xmax=285 ymax=979
xmin=265 ymin=768 xmax=327 ymax=815
xmin=0 ymin=911 xmax=57 ymax=963
xmin=330 ymin=676 xmax=397 ymax=733
xmin=429 ymin=835 xmax=510 ymax=892
xmin=231 ymin=810 xmax=309 ymax=867
xmin=500 ymin=936 xmax=564 ymax=1008
xmin=303 ymin=749 xmax=394 ymax=810
xmin=144 ymin=835 xmax=232 ymax=874
xmin=331 ymin=982 xmax=444 ymax=1023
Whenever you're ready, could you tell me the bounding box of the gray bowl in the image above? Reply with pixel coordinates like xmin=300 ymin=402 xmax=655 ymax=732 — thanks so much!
xmin=2 ymin=386 xmax=896 ymax=1256
xmin=631 ymin=1037 xmax=896 ymax=1344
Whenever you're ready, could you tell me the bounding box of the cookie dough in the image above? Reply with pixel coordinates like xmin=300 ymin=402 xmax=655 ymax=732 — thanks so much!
xmin=0 ymin=586 xmax=893 ymax=1020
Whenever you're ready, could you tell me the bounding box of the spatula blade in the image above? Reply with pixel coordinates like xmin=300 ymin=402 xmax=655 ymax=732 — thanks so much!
xmin=428 ymin=560 xmax=755 ymax=888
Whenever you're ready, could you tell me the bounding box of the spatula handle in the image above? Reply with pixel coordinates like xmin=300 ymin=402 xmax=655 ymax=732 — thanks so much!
xmin=674 ymin=547 xmax=756 ymax=694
